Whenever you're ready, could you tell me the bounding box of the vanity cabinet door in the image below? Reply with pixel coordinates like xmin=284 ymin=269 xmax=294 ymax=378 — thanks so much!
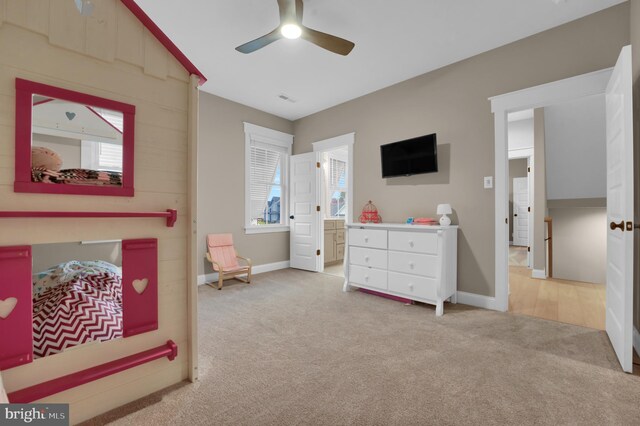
xmin=122 ymin=239 xmax=158 ymax=337
xmin=0 ymin=246 xmax=33 ymax=370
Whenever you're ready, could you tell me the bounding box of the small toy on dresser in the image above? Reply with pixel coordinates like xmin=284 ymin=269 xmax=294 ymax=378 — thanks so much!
xmin=359 ymin=200 xmax=382 ymax=223
xmin=413 ymin=217 xmax=438 ymax=225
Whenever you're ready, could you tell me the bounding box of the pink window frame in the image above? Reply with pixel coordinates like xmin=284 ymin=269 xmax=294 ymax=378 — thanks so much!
xmin=15 ymin=78 xmax=135 ymax=197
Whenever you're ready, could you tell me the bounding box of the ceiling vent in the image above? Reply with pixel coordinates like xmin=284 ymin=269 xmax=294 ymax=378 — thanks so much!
xmin=278 ymin=94 xmax=297 ymax=103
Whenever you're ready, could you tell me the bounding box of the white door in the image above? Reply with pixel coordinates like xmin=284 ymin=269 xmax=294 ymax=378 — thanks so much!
xmin=512 ymin=177 xmax=529 ymax=247
xmin=289 ymin=152 xmax=320 ymax=271
xmin=605 ymin=45 xmax=634 ymax=373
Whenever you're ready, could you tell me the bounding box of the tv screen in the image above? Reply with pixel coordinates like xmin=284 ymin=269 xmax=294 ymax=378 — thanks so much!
xmin=380 ymin=133 xmax=438 ymax=178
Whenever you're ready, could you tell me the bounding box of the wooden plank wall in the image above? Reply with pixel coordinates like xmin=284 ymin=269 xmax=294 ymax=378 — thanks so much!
xmin=0 ymin=0 xmax=193 ymax=423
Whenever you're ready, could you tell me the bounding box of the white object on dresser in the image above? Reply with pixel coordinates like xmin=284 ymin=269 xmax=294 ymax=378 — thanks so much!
xmin=343 ymin=223 xmax=458 ymax=316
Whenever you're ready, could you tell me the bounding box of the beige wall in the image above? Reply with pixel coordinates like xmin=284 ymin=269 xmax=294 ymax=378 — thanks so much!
xmin=508 ymin=158 xmax=528 ymax=242
xmin=549 ymin=207 xmax=607 ymax=284
xmin=293 ymin=4 xmax=629 ymax=297
xmin=631 ymin=0 xmax=640 ymax=334
xmin=0 ymin=0 xmax=193 ymax=423
xmin=197 ymin=92 xmax=294 ymax=277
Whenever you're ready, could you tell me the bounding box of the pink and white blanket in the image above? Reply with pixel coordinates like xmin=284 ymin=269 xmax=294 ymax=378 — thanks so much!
xmin=32 ymin=261 xmax=123 ymax=359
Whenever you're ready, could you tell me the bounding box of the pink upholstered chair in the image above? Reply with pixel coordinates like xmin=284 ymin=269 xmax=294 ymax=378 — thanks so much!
xmin=205 ymin=233 xmax=252 ymax=290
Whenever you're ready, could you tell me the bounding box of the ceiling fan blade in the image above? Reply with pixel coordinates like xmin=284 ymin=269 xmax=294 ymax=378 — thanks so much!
xmin=301 ymin=27 xmax=355 ymax=56
xmin=295 ymin=0 xmax=304 ymax=23
xmin=277 ymin=0 xmax=296 ymax=23
xmin=235 ymin=28 xmax=282 ymax=54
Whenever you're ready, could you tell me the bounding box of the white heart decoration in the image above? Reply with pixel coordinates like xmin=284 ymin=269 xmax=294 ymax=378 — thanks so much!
xmin=0 ymin=297 xmax=18 ymax=319
xmin=132 ymin=278 xmax=149 ymax=295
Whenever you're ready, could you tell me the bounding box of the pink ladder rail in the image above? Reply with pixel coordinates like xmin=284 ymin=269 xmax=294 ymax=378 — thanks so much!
xmin=0 ymin=209 xmax=177 ymax=227
xmin=7 ymin=340 xmax=178 ymax=403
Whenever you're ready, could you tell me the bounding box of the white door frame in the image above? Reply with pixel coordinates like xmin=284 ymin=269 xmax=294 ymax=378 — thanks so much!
xmin=312 ymin=133 xmax=355 ymax=271
xmin=489 ymin=68 xmax=612 ymax=312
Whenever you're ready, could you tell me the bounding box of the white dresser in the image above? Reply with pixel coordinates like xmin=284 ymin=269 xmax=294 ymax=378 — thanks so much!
xmin=343 ymin=223 xmax=458 ymax=316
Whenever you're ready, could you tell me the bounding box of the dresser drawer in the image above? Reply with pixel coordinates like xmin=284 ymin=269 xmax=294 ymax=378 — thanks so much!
xmin=336 ymin=244 xmax=345 ymax=260
xmin=324 ymin=220 xmax=336 ymax=230
xmin=350 ymin=246 xmax=387 ymax=269
xmin=349 ymin=228 xmax=387 ymax=249
xmin=388 ymin=231 xmax=438 ymax=254
xmin=388 ymin=271 xmax=437 ymax=301
xmin=349 ymin=265 xmax=387 ymax=290
xmin=388 ymin=251 xmax=438 ymax=277
xmin=336 ymin=229 xmax=345 ymax=244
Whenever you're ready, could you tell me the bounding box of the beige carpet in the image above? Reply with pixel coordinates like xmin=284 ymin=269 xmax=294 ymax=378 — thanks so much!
xmin=85 ymin=269 xmax=640 ymax=425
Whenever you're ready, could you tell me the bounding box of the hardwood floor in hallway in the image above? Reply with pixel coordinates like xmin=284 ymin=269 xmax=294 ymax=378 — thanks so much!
xmin=508 ymin=265 xmax=605 ymax=330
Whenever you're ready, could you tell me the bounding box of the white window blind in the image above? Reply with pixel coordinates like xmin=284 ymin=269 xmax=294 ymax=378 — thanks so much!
xmin=249 ymin=141 xmax=286 ymax=225
xmin=325 ymin=153 xmax=347 ymax=218
xmin=244 ymin=122 xmax=292 ymax=233
xmin=98 ymin=143 xmax=123 ymax=171
xmin=328 ymin=157 xmax=346 ymax=192
xmin=80 ymin=140 xmax=123 ymax=172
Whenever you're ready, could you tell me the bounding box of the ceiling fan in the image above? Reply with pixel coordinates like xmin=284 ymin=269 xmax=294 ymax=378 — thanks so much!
xmin=235 ymin=0 xmax=355 ymax=56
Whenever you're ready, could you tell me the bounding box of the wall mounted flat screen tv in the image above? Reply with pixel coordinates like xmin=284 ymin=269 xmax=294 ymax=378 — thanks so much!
xmin=380 ymin=133 xmax=438 ymax=178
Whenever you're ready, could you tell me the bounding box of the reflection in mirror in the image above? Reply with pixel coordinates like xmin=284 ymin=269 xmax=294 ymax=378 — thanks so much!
xmin=15 ymin=78 xmax=135 ymax=196
xmin=32 ymin=241 xmax=123 ymax=359
xmin=31 ymin=95 xmax=124 ymax=187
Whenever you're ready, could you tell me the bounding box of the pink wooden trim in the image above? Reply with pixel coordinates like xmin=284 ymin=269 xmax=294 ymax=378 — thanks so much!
xmin=32 ymin=98 xmax=54 ymax=106
xmin=15 ymin=78 xmax=135 ymax=197
xmin=359 ymin=288 xmax=414 ymax=304
xmin=0 ymin=246 xmax=33 ymax=371
xmin=7 ymin=340 xmax=178 ymax=403
xmin=119 ymin=0 xmax=206 ymax=85
xmin=85 ymin=105 xmax=123 ymax=134
xmin=122 ymin=238 xmax=158 ymax=337
xmin=0 ymin=209 xmax=178 ymax=228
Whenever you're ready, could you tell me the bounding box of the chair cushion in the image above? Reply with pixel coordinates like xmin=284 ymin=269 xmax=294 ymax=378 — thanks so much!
xmin=207 ymin=234 xmax=239 ymax=271
xmin=207 ymin=233 xmax=234 ymax=248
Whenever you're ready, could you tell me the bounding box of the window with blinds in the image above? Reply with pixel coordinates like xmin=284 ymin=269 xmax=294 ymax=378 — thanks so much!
xmin=249 ymin=142 xmax=286 ymax=225
xmin=98 ymin=143 xmax=123 ymax=171
xmin=80 ymin=140 xmax=123 ymax=172
xmin=244 ymin=123 xmax=292 ymax=233
xmin=325 ymin=153 xmax=347 ymax=218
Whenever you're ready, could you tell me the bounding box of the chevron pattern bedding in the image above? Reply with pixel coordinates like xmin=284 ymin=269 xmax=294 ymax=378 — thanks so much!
xmin=32 ymin=261 xmax=123 ymax=359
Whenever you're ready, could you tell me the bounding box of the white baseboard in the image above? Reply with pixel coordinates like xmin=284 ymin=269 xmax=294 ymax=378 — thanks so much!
xmin=197 ymin=260 xmax=290 ymax=286
xmin=633 ymin=327 xmax=640 ymax=356
xmin=456 ymin=291 xmax=497 ymax=310
xmin=532 ymin=269 xmax=547 ymax=279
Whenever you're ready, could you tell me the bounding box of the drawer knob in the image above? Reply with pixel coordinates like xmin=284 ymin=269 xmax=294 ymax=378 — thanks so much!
xmin=408 ymin=283 xmax=414 ymax=290
xmin=409 ymin=262 xmax=414 ymax=269
xmin=365 ymin=256 xmax=370 ymax=262
xmin=364 ymin=236 xmax=369 ymax=242
xmin=409 ymin=240 xmax=414 ymax=247
xmin=364 ymin=275 xmax=369 ymax=282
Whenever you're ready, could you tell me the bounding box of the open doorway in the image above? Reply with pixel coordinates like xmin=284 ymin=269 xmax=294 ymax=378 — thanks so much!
xmin=312 ymin=133 xmax=354 ymax=278
xmin=492 ymin=47 xmax=635 ymax=372
xmin=506 ymin=99 xmax=607 ymax=330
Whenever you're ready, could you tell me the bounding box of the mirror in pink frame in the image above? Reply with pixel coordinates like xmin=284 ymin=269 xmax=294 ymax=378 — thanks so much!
xmin=15 ymin=78 xmax=135 ymax=197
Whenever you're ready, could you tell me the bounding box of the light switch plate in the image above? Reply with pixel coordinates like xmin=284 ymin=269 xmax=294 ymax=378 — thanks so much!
xmin=484 ymin=176 xmax=493 ymax=189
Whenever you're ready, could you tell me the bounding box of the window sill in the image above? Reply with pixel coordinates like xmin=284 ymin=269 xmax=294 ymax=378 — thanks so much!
xmin=245 ymin=225 xmax=290 ymax=235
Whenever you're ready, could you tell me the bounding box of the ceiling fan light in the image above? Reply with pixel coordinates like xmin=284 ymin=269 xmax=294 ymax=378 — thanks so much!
xmin=281 ymin=24 xmax=302 ymax=40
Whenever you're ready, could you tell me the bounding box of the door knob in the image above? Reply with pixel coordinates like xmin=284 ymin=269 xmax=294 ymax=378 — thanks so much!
xmin=514 ymin=214 xmax=518 ymax=217
xmin=289 ymin=215 xmax=294 ymax=220
xmin=610 ymin=220 xmax=625 ymax=231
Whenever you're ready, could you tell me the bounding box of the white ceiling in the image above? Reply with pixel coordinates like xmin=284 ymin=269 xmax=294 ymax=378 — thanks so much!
xmin=135 ymin=0 xmax=625 ymax=121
